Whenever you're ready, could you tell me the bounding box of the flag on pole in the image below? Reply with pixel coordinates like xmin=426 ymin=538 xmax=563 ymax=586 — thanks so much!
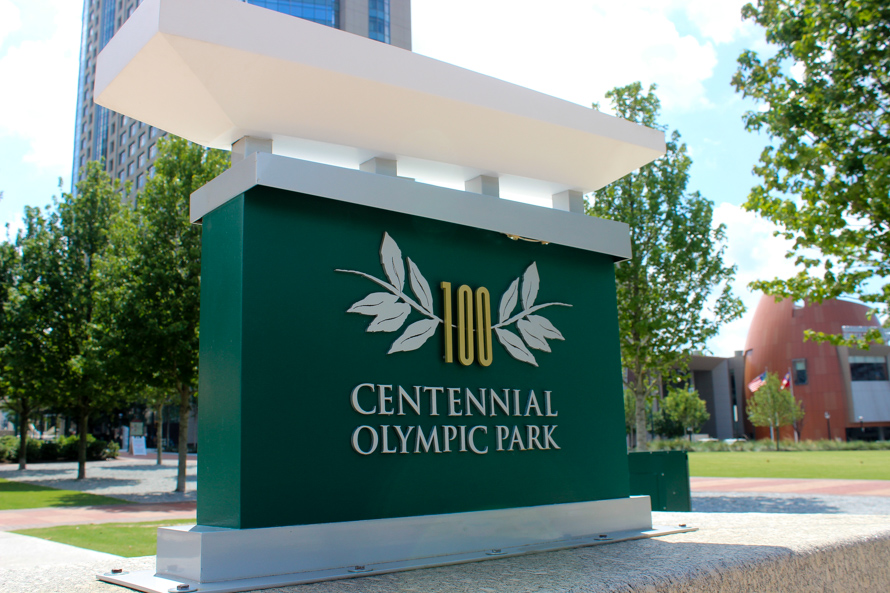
xmin=748 ymin=371 xmax=767 ymax=392
xmin=781 ymin=372 xmax=791 ymax=390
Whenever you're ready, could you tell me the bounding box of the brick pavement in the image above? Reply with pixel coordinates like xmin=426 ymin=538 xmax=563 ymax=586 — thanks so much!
xmin=0 ymin=502 xmax=196 ymax=531
xmin=691 ymin=476 xmax=890 ymax=497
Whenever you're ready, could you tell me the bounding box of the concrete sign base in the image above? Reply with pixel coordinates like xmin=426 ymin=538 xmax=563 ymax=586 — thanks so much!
xmin=98 ymin=496 xmax=693 ymax=593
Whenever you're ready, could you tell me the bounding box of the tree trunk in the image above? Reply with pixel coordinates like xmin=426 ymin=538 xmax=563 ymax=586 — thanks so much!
xmin=77 ymin=411 xmax=89 ymax=480
xmin=17 ymin=400 xmax=30 ymax=471
xmin=633 ymin=378 xmax=648 ymax=451
xmin=156 ymin=404 xmax=164 ymax=466
xmin=176 ymin=385 xmax=190 ymax=493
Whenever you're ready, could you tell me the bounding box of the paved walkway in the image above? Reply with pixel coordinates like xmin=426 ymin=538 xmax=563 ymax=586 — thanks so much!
xmin=0 ymin=532 xmax=120 ymax=569
xmin=1 ymin=467 xmax=888 ymax=572
xmin=0 ymin=457 xmax=198 ymax=504
xmin=0 ymin=501 xmax=196 ymax=531
xmin=691 ymin=476 xmax=890 ymax=497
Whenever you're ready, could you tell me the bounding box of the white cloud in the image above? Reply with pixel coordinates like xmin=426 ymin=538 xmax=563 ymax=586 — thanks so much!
xmin=706 ymin=202 xmax=801 ymax=357
xmin=412 ymin=0 xmax=719 ymax=113
xmin=676 ymin=0 xmax=754 ymax=44
xmin=0 ymin=0 xmax=81 ymax=171
xmin=0 ymin=0 xmax=22 ymax=45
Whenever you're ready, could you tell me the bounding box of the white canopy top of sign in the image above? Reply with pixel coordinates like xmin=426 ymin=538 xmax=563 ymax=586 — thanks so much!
xmin=94 ymin=0 xmax=664 ymax=201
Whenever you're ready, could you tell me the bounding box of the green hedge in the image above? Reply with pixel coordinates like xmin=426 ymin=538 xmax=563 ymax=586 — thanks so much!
xmin=645 ymin=438 xmax=890 ymax=452
xmin=0 ymin=435 xmax=120 ymax=463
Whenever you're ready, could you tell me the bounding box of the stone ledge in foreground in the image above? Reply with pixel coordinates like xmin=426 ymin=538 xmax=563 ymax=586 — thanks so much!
xmin=2 ymin=513 xmax=888 ymax=593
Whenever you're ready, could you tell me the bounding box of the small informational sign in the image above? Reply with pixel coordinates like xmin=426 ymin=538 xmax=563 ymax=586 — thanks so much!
xmin=122 ymin=426 xmax=130 ymax=452
xmin=131 ymin=436 xmax=147 ymax=456
xmin=130 ymin=421 xmax=144 ymax=437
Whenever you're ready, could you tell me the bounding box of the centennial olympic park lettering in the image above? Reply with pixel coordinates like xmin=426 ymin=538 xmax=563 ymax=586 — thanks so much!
xmin=350 ymin=383 xmax=560 ymax=456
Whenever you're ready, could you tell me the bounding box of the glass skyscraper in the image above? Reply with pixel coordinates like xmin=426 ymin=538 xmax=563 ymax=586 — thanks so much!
xmin=71 ymin=0 xmax=411 ymax=192
xmin=246 ymin=0 xmax=339 ymax=29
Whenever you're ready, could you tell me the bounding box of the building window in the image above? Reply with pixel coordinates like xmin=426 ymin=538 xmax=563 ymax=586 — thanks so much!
xmin=120 ymin=132 xmax=127 ymax=145
xmin=793 ymin=359 xmax=808 ymax=385
xmin=246 ymin=0 xmax=339 ymax=28
xmin=137 ymin=173 xmax=145 ymax=188
xmin=368 ymin=0 xmax=390 ymax=43
xmin=119 ymin=170 xmax=126 ymax=182
xmin=138 ymin=152 xmax=146 ymax=167
xmin=129 ymin=123 xmax=136 ymax=136
xmin=150 ymin=126 xmax=158 ymax=138
xmin=128 ymin=161 xmax=136 ymax=175
xmin=119 ymin=151 xmax=126 ymax=165
xmin=129 ymin=142 xmax=136 ymax=156
xmin=148 ymin=165 xmax=155 ymax=178
xmin=148 ymin=144 xmax=157 ymax=159
xmin=139 ymin=133 xmax=146 ymax=147
xmin=850 ymin=356 xmax=889 ymax=382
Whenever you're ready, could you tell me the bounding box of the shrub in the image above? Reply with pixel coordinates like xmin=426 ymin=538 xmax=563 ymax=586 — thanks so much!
xmin=637 ymin=438 xmax=890 ymax=452
xmin=25 ymin=438 xmax=43 ymax=462
xmin=0 ymin=435 xmax=18 ymax=461
xmin=58 ymin=434 xmax=112 ymax=461
xmin=40 ymin=440 xmax=60 ymax=461
xmin=102 ymin=440 xmax=120 ymax=459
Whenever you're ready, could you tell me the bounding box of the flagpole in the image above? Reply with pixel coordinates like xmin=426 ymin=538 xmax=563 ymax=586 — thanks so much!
xmin=789 ymin=366 xmax=797 ymax=442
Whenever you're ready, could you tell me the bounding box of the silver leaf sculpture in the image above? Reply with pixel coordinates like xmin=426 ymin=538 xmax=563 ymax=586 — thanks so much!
xmin=407 ymin=257 xmax=434 ymax=316
xmin=495 ymin=328 xmax=538 ymax=367
xmin=339 ymin=233 xmax=572 ymax=364
xmin=338 ymin=233 xmax=441 ymax=353
xmin=492 ymin=262 xmax=571 ymax=366
xmin=389 ymin=319 xmax=440 ymax=353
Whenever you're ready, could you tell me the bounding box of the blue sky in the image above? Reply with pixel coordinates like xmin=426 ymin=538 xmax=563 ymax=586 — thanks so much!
xmin=0 ymin=0 xmax=796 ymax=357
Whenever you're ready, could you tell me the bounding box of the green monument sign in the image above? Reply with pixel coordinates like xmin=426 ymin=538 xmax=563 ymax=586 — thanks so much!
xmin=198 ymin=174 xmax=628 ymax=530
xmin=91 ymin=1 xmax=683 ymax=590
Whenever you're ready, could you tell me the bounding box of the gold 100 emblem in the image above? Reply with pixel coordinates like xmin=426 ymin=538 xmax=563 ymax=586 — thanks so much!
xmin=440 ymin=283 xmax=493 ymax=367
xmin=338 ymin=232 xmax=570 ymax=367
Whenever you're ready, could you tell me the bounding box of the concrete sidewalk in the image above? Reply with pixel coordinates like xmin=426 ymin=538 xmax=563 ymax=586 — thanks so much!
xmin=0 ymin=502 xmax=196 ymax=570
xmin=0 ymin=532 xmax=121 ymax=568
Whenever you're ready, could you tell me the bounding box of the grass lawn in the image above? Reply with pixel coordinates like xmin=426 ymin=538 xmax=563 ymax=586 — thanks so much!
xmin=0 ymin=478 xmax=130 ymax=510
xmin=689 ymin=450 xmax=890 ymax=480
xmin=13 ymin=518 xmax=195 ymax=557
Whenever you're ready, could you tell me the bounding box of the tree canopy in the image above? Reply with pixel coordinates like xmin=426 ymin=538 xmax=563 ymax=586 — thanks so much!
xmin=733 ymin=0 xmax=890 ymax=345
xmin=0 ymin=207 xmax=60 ymax=469
xmin=746 ymin=371 xmax=805 ymax=448
xmin=50 ymin=162 xmax=129 ymax=478
xmin=99 ymin=137 xmax=229 ymax=490
xmin=663 ymin=386 xmax=710 ymax=440
xmin=587 ymin=82 xmax=745 ymax=450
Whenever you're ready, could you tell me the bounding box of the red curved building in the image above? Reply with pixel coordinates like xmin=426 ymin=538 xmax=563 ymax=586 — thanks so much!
xmin=744 ymin=296 xmax=890 ymax=441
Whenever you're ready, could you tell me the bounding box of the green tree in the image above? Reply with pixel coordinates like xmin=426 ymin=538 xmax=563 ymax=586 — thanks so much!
xmin=49 ymin=162 xmax=128 ymax=479
xmin=746 ymin=372 xmax=805 ymax=449
xmin=0 ymin=208 xmax=62 ymax=469
xmin=733 ymin=0 xmax=890 ymax=346
xmin=587 ymin=83 xmax=745 ymax=450
xmin=662 ymin=386 xmax=710 ymax=441
xmin=99 ymin=137 xmax=229 ymax=491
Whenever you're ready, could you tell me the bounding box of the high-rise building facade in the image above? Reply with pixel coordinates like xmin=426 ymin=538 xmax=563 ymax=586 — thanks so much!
xmin=71 ymin=0 xmax=412 ymax=192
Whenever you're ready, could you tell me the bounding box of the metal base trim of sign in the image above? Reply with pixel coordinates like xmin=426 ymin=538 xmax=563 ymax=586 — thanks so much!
xmin=97 ymin=497 xmax=695 ymax=593
xmin=98 ymin=525 xmax=694 ymax=593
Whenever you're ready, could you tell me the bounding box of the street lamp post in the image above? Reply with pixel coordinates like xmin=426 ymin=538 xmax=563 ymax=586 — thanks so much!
xmin=825 ymin=411 xmax=831 ymax=441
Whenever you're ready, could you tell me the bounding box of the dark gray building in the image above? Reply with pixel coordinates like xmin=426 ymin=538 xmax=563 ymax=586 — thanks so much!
xmin=689 ymin=353 xmax=747 ymax=440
